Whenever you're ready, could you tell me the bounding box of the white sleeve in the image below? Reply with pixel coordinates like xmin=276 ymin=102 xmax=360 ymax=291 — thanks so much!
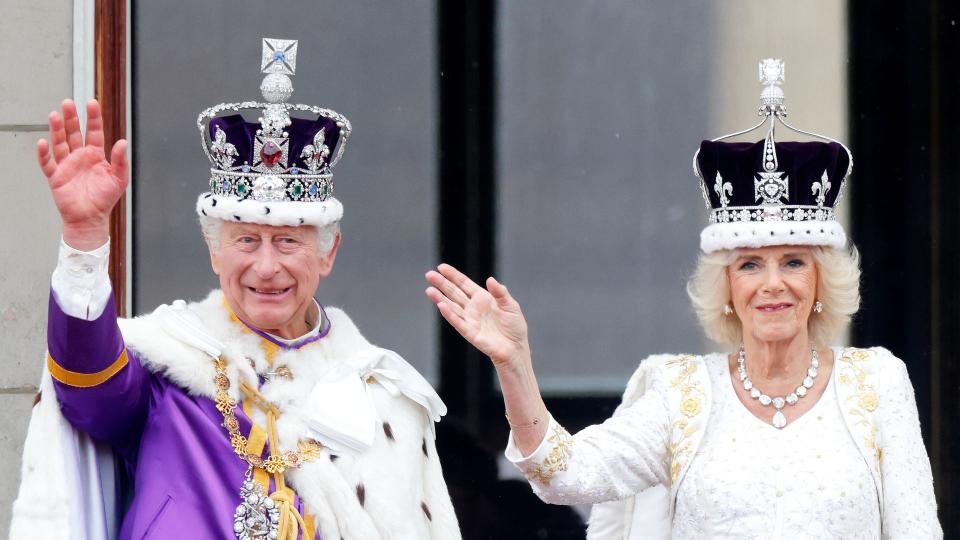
xmin=50 ymin=238 xmax=112 ymax=320
xmin=504 ymin=369 xmax=672 ymax=506
xmin=877 ymin=353 xmax=942 ymax=539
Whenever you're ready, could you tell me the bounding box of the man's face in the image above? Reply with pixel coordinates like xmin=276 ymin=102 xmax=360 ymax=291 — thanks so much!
xmin=208 ymin=221 xmax=339 ymax=339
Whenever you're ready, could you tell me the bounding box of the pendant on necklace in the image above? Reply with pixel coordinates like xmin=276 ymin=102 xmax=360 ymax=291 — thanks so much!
xmin=233 ymin=467 xmax=280 ymax=540
xmin=739 ymin=346 xmax=819 ymax=429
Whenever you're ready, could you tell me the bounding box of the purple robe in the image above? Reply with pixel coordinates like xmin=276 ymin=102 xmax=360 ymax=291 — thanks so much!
xmin=48 ymin=291 xmax=321 ymax=539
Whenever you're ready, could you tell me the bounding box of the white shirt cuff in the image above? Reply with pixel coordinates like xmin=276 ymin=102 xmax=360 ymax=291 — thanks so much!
xmin=51 ymin=238 xmax=112 ymax=320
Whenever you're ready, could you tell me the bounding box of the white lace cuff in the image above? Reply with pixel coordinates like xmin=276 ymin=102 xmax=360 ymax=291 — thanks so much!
xmin=51 ymin=238 xmax=112 ymax=320
xmin=505 ymin=415 xmax=574 ymax=485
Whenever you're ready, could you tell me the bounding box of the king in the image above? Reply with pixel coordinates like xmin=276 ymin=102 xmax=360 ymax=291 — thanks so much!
xmin=12 ymin=38 xmax=460 ymax=540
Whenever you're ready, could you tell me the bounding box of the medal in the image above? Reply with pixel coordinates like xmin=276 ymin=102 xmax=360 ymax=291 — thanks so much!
xmin=233 ymin=467 xmax=280 ymax=539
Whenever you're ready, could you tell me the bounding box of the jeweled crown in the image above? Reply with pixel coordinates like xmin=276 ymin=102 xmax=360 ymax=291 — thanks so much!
xmin=697 ymin=139 xmax=849 ymax=225
xmin=693 ymin=59 xmax=854 ymax=253
xmin=197 ymin=38 xmax=352 ymax=204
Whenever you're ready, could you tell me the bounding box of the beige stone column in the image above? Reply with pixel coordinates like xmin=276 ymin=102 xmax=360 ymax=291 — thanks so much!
xmin=0 ymin=2 xmax=74 ymax=535
xmin=705 ymin=0 xmax=848 ymax=143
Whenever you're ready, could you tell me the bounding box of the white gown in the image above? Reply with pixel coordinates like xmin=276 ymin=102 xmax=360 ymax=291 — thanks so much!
xmin=505 ymin=349 xmax=941 ymax=539
xmin=672 ymin=356 xmax=879 ymax=538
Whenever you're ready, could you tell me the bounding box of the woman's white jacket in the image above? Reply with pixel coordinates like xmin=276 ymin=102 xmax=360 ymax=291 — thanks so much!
xmin=505 ymin=348 xmax=941 ymax=539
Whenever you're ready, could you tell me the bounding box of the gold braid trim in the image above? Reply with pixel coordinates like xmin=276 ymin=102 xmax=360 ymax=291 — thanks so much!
xmin=666 ymin=355 xmax=704 ymax=484
xmin=837 ymin=348 xmax=882 ymax=466
xmin=47 ymin=349 xmax=129 ymax=388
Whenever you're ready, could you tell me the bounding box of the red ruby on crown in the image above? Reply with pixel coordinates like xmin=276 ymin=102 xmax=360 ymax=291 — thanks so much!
xmin=260 ymin=140 xmax=283 ymax=167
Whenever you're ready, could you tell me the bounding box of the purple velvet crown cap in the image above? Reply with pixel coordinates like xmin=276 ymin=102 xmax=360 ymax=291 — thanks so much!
xmin=696 ymin=139 xmax=851 ymax=253
xmin=208 ymin=113 xmax=343 ymax=172
xmin=697 ymin=140 xmax=849 ymax=211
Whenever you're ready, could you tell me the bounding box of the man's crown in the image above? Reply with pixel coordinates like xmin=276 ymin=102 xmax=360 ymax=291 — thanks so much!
xmin=197 ymin=38 xmax=352 ymax=206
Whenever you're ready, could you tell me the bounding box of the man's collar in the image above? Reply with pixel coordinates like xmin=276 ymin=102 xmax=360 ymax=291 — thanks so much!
xmin=223 ymin=298 xmax=332 ymax=358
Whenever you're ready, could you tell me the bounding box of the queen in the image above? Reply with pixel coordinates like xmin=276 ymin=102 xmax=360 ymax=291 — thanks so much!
xmin=425 ymin=60 xmax=941 ymax=538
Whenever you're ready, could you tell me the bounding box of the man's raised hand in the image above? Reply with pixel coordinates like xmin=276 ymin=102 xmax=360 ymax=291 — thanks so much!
xmin=37 ymin=99 xmax=128 ymax=251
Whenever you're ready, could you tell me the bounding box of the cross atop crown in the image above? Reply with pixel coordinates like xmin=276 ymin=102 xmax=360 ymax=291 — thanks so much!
xmin=759 ymin=58 xmax=785 ymax=86
xmin=758 ymin=58 xmax=786 ymax=111
xmin=261 ymin=38 xmax=298 ymax=75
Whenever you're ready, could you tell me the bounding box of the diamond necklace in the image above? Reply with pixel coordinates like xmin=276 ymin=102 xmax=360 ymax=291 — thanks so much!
xmin=737 ymin=346 xmax=819 ymax=429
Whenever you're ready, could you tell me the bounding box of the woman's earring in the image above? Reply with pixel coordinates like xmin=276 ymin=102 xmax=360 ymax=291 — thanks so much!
xmin=723 ymin=304 xmax=733 ymax=316
xmin=814 ymin=300 xmax=823 ymax=313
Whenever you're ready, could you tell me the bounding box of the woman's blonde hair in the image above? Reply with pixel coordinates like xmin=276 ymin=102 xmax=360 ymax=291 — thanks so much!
xmin=686 ymin=245 xmax=861 ymax=347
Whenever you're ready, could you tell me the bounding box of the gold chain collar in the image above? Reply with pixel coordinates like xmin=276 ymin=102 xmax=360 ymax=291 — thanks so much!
xmin=212 ymin=356 xmax=322 ymax=474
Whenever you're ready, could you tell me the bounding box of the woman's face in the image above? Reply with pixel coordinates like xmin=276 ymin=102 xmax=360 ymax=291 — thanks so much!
xmin=727 ymin=245 xmax=818 ymax=345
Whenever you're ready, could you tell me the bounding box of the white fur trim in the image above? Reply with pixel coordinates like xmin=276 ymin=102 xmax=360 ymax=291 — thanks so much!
xmin=195 ymin=192 xmax=343 ymax=228
xmin=700 ymin=220 xmax=847 ymax=253
xmin=116 ymin=290 xmax=459 ymax=539
xmin=11 ymin=368 xmax=116 ymax=540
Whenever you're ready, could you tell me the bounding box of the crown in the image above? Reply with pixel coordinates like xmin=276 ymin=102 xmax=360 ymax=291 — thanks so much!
xmin=693 ymin=59 xmax=854 ymax=253
xmin=195 ymin=38 xmax=351 ymax=228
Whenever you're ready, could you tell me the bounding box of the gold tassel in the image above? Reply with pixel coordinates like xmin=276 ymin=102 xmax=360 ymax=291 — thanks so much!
xmin=241 ymin=384 xmax=309 ymax=539
xmin=270 ymin=487 xmax=307 ymax=540
xmin=267 ymin=406 xmax=306 ymax=540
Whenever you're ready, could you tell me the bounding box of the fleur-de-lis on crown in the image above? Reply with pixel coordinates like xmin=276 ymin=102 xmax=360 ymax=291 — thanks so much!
xmin=812 ymin=169 xmax=831 ymax=208
xmin=210 ymin=126 xmax=238 ymax=169
xmin=714 ymin=172 xmax=733 ymax=208
xmin=300 ymin=129 xmax=331 ymax=174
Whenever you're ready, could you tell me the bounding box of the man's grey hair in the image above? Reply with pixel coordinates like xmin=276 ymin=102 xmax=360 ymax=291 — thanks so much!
xmin=199 ymin=215 xmax=340 ymax=256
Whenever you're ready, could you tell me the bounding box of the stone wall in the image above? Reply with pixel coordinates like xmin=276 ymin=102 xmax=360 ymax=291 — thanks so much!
xmin=0 ymin=1 xmax=73 ymax=535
